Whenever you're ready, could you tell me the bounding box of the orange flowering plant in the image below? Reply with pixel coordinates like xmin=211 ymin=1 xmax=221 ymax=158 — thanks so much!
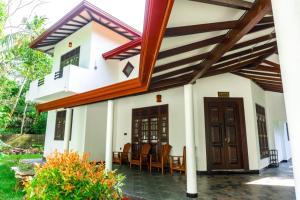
xmin=24 ymin=151 xmax=125 ymax=200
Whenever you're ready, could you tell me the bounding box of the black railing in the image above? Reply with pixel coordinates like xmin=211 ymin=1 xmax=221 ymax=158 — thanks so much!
xmin=38 ymin=78 xmax=45 ymax=87
xmin=54 ymin=70 xmax=63 ymax=80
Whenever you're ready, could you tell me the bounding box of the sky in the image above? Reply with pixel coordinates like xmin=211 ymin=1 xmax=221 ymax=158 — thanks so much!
xmin=6 ymin=0 xmax=146 ymax=32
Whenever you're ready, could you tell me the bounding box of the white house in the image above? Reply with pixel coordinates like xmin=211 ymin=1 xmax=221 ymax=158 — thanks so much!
xmin=26 ymin=0 xmax=300 ymax=198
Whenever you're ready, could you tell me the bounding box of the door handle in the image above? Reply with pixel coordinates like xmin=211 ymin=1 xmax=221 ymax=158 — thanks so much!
xmin=227 ymin=137 xmax=230 ymax=144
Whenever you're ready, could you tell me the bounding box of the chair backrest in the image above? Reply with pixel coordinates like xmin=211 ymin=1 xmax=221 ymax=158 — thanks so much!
xmin=183 ymin=146 xmax=186 ymax=167
xmin=162 ymin=144 xmax=172 ymax=162
xmin=123 ymin=143 xmax=131 ymax=153
xmin=141 ymin=143 xmax=151 ymax=155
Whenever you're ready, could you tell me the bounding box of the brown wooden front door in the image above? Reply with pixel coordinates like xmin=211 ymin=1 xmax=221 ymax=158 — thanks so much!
xmin=132 ymin=105 xmax=169 ymax=160
xmin=204 ymin=98 xmax=248 ymax=171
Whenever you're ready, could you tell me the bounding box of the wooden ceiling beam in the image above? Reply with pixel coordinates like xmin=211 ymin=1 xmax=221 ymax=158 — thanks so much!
xmin=165 ymin=15 xmax=273 ymax=38
xmin=258 ymin=16 xmax=274 ymax=24
xmin=231 ymin=32 xmax=276 ymax=51
xmin=154 ymin=52 xmax=209 ymax=73
xmin=263 ymin=60 xmax=280 ymax=68
xmin=207 ymin=49 xmax=275 ymax=76
xmin=152 ymin=65 xmax=196 ymax=83
xmin=254 ymin=80 xmax=282 ymax=86
xmin=153 ymin=50 xmax=275 ymax=83
xmin=254 ymin=65 xmax=280 ymax=73
xmin=189 ymin=0 xmax=272 ymax=83
xmin=209 ymin=49 xmax=274 ymax=70
xmin=235 ymin=71 xmax=281 ymax=82
xmin=157 ymin=35 xmax=224 ymax=60
xmin=165 ymin=20 xmax=236 ymax=37
xmin=248 ymin=22 xmax=274 ymax=33
xmin=233 ymin=72 xmax=282 ymax=86
xmin=189 ymin=0 xmax=253 ymax=10
xmin=238 ymin=69 xmax=281 ymax=77
xmin=154 ymin=36 xmax=276 ymax=74
xmin=219 ymin=41 xmax=276 ymax=62
xmin=205 ymin=57 xmax=260 ymax=77
xmin=190 ymin=0 xmax=272 ymax=14
xmin=149 ymin=74 xmax=191 ymax=92
xmin=218 ymin=42 xmax=276 ymax=62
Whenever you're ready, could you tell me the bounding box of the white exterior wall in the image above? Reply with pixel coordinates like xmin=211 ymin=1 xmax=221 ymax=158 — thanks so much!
xmin=112 ymin=73 xmax=273 ymax=171
xmin=113 ymin=87 xmax=186 ymax=156
xmin=43 ymin=102 xmax=108 ymax=161
xmin=43 ymin=73 xmax=288 ymax=171
xmin=250 ymin=82 xmax=269 ymax=169
xmin=43 ymin=107 xmax=87 ymax=157
xmin=265 ymin=91 xmax=291 ymax=162
xmin=84 ymin=102 xmax=107 ymax=161
xmin=52 ymin=23 xmax=93 ymax=72
xmin=28 ymin=22 xmax=140 ymax=103
xmin=53 ymin=21 xmax=139 ymax=87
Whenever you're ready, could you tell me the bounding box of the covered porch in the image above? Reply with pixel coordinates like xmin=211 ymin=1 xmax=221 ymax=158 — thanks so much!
xmin=42 ymin=0 xmax=300 ymax=199
xmin=117 ymin=161 xmax=295 ymax=200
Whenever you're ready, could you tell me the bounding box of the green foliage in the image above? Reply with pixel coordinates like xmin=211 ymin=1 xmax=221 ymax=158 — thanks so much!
xmin=25 ymin=152 xmax=125 ymax=200
xmin=0 ymin=154 xmax=42 ymax=200
xmin=0 ymin=76 xmax=48 ymax=134
xmin=0 ymin=0 xmax=7 ymax=36
xmin=17 ymin=162 xmax=33 ymax=171
xmin=0 ymin=8 xmax=52 ymax=135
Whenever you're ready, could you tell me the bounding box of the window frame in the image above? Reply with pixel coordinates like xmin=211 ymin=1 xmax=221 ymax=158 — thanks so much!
xmin=54 ymin=110 xmax=73 ymax=141
xmin=122 ymin=61 xmax=134 ymax=77
xmin=256 ymin=104 xmax=269 ymax=159
xmin=60 ymin=47 xmax=80 ymax=70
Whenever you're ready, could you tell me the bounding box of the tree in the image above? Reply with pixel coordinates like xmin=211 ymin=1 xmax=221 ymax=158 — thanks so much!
xmin=0 ymin=0 xmax=52 ymax=135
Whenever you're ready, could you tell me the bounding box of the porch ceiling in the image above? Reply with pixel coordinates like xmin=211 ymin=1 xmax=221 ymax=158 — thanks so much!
xmin=149 ymin=0 xmax=283 ymax=93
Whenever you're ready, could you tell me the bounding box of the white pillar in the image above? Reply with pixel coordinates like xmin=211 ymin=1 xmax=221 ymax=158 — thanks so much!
xmin=63 ymin=108 xmax=72 ymax=152
xmin=184 ymin=84 xmax=198 ymax=198
xmin=105 ymin=100 xmax=114 ymax=171
xmin=271 ymin=1 xmax=300 ymax=199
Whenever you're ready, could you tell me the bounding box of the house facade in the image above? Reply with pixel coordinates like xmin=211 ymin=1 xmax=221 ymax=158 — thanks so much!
xmin=26 ymin=0 xmax=298 ymax=198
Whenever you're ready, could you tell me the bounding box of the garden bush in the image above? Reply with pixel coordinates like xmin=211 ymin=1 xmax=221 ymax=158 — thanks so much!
xmin=24 ymin=151 xmax=125 ymax=200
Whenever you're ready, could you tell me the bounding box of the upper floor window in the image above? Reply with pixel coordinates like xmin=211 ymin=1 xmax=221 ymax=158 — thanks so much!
xmin=60 ymin=47 xmax=80 ymax=70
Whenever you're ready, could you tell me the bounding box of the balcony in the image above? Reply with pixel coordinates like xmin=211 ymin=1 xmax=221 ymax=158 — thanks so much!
xmin=26 ymin=65 xmax=100 ymax=103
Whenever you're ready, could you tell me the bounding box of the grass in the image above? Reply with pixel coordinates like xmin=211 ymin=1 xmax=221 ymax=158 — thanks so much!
xmin=0 ymin=153 xmax=42 ymax=200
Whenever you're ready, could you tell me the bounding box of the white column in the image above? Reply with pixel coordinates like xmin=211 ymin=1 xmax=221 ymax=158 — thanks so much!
xmin=184 ymin=84 xmax=198 ymax=198
xmin=105 ymin=100 xmax=114 ymax=171
xmin=63 ymin=108 xmax=72 ymax=152
xmin=271 ymin=1 xmax=300 ymax=199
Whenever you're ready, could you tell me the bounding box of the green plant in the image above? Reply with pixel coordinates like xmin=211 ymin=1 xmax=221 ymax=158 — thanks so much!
xmin=24 ymin=151 xmax=125 ymax=200
xmin=17 ymin=162 xmax=33 ymax=171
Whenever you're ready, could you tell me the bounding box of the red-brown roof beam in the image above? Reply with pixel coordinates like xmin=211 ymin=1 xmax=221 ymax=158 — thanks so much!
xmin=102 ymin=38 xmax=142 ymax=60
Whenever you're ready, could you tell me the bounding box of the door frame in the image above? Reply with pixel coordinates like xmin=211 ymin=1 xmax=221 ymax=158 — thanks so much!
xmin=204 ymin=97 xmax=249 ymax=172
xmin=131 ymin=104 xmax=169 ymax=158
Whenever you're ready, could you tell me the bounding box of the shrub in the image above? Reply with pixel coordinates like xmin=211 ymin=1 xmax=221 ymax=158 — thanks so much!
xmin=24 ymin=151 xmax=125 ymax=200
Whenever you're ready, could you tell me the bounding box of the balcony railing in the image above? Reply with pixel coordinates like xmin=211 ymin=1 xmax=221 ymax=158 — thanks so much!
xmin=54 ymin=70 xmax=64 ymax=80
xmin=38 ymin=78 xmax=45 ymax=87
xmin=27 ymin=65 xmax=104 ymax=103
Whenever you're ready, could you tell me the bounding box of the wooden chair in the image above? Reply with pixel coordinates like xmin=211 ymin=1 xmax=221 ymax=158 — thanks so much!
xmin=169 ymin=146 xmax=186 ymax=175
xmin=113 ymin=143 xmax=131 ymax=165
xmin=130 ymin=143 xmax=151 ymax=171
xmin=150 ymin=144 xmax=172 ymax=174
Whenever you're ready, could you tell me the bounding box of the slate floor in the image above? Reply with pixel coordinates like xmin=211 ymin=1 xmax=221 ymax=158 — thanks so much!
xmin=114 ymin=161 xmax=295 ymax=200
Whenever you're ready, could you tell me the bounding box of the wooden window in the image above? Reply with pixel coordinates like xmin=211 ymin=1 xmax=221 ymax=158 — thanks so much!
xmin=132 ymin=105 xmax=168 ymax=159
xmin=60 ymin=47 xmax=80 ymax=69
xmin=122 ymin=62 xmax=134 ymax=77
xmin=54 ymin=110 xmax=73 ymax=141
xmin=256 ymin=104 xmax=269 ymax=159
